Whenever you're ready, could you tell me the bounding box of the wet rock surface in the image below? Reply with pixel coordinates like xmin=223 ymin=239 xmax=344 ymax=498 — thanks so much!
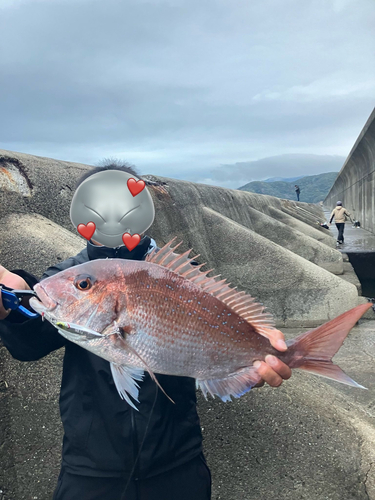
xmin=204 ymin=320 xmax=375 ymax=500
xmin=0 ymin=348 xmax=63 ymax=500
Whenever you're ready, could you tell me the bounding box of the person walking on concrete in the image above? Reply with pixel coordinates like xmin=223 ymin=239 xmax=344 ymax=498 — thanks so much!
xmin=295 ymin=185 xmax=300 ymax=201
xmin=329 ymin=201 xmax=352 ymax=244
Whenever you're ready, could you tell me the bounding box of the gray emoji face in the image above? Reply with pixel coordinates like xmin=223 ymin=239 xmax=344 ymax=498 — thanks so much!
xmin=70 ymin=170 xmax=155 ymax=247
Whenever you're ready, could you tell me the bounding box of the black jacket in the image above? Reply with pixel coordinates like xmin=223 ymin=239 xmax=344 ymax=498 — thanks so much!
xmin=0 ymin=236 xmax=203 ymax=478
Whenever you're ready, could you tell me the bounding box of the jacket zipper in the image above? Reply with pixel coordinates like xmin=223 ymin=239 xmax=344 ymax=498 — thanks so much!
xmin=123 ymin=244 xmax=140 ymax=495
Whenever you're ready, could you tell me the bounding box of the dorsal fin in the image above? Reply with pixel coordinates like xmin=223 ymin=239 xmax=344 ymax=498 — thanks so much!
xmin=146 ymin=238 xmax=276 ymax=331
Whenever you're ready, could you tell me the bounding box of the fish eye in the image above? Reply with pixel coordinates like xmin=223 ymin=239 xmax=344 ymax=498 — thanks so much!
xmin=74 ymin=276 xmax=92 ymax=291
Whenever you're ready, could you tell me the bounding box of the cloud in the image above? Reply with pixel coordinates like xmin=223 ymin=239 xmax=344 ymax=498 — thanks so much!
xmin=0 ymin=0 xmax=374 ymax=189
xmin=206 ymin=154 xmax=345 ymax=189
xmin=253 ymin=78 xmax=375 ymax=103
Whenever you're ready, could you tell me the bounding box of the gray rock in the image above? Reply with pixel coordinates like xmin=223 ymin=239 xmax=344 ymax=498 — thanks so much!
xmin=146 ymin=176 xmax=357 ymax=326
xmin=0 ymin=213 xmax=85 ymax=277
xmin=0 ymin=149 xmax=357 ymax=326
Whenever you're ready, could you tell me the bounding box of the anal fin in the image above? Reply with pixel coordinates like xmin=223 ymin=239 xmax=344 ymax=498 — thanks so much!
xmin=110 ymin=363 xmax=145 ymax=410
xmin=196 ymin=366 xmax=262 ymax=402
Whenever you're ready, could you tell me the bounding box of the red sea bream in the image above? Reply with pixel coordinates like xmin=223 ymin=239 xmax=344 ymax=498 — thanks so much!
xmin=30 ymin=239 xmax=372 ymax=409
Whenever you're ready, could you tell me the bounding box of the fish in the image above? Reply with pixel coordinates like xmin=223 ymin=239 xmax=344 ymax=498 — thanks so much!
xmin=29 ymin=239 xmax=373 ymax=409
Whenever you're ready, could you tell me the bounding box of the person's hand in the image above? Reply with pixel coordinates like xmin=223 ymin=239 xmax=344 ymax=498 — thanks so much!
xmin=0 ymin=265 xmax=30 ymax=320
xmin=253 ymin=329 xmax=292 ymax=388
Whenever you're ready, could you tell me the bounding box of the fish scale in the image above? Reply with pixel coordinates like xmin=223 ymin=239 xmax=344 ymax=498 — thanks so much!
xmin=30 ymin=238 xmax=373 ymax=410
xmin=124 ymin=273 xmax=268 ymax=377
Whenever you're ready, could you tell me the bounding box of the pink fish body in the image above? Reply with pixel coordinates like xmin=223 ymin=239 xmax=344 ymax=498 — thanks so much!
xmin=30 ymin=239 xmax=372 ymax=408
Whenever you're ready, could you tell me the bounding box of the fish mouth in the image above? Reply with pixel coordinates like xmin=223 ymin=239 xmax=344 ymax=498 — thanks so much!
xmin=30 ymin=284 xmax=58 ymax=314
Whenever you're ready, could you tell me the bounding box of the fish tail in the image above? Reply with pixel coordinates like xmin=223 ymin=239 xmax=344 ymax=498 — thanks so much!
xmin=287 ymin=302 xmax=373 ymax=388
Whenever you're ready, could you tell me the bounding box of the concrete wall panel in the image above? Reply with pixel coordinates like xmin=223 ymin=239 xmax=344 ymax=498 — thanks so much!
xmin=325 ymin=108 xmax=375 ymax=233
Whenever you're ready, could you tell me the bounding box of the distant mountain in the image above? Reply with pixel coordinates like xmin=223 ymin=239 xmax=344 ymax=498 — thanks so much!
xmin=263 ymin=176 xmax=304 ymax=183
xmin=238 ymin=172 xmax=338 ymax=203
xmin=209 ymin=154 xmax=345 ymax=191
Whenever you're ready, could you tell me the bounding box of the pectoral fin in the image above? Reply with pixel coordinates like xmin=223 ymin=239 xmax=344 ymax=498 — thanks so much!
xmin=125 ymin=342 xmax=175 ymax=405
xmin=105 ymin=326 xmax=175 ymax=405
xmin=110 ymin=363 xmax=145 ymax=410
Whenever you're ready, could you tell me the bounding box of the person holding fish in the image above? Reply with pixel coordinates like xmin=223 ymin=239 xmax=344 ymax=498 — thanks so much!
xmin=2 ymin=162 xmax=368 ymax=500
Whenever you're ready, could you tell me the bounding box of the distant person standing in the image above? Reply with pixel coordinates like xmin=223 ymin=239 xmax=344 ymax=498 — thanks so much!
xmin=329 ymin=201 xmax=353 ymax=244
xmin=295 ymin=185 xmax=300 ymax=201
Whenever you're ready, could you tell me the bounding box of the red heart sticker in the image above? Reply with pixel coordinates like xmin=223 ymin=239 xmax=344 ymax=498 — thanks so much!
xmin=77 ymin=222 xmax=96 ymax=240
xmin=127 ymin=178 xmax=145 ymax=197
xmin=122 ymin=233 xmax=141 ymax=251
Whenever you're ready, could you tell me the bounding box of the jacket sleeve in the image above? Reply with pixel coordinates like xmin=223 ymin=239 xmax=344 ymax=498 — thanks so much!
xmin=0 ymin=269 xmax=66 ymax=361
xmin=0 ymin=250 xmax=88 ymax=361
xmin=329 ymin=209 xmax=335 ymax=223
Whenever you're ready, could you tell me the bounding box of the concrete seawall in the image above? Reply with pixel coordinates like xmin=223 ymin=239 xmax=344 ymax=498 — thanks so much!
xmin=324 ymin=108 xmax=375 ymax=233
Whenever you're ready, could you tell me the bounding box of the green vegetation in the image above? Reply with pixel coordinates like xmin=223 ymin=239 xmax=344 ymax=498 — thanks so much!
xmin=238 ymin=172 xmax=338 ymax=203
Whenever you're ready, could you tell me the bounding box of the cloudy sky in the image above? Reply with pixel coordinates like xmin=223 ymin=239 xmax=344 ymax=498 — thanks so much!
xmin=1 ymin=0 xmax=374 ymax=189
